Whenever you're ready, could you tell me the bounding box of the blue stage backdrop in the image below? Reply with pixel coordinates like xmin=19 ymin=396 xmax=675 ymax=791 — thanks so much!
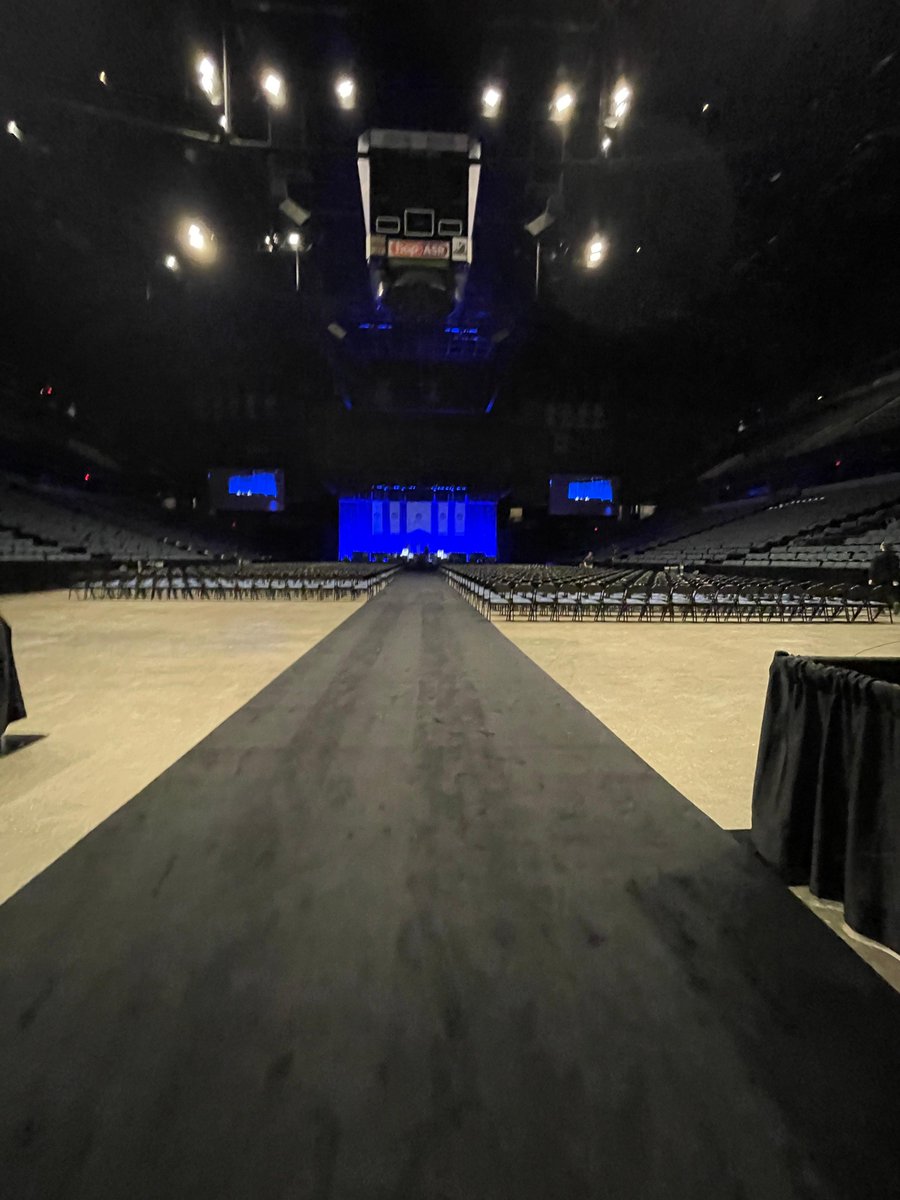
xmin=339 ymin=495 xmax=497 ymax=559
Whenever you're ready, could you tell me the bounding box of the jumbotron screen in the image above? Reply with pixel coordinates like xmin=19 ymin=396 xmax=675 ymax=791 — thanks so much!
xmin=208 ymin=468 xmax=285 ymax=513
xmin=548 ymin=475 xmax=617 ymax=517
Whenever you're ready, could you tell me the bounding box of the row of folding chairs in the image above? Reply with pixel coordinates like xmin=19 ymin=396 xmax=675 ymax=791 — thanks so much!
xmin=444 ymin=569 xmax=888 ymax=624
xmin=69 ymin=567 xmax=397 ymax=601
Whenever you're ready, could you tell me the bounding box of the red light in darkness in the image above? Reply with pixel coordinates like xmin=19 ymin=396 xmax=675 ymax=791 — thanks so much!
xmin=84 ymin=473 xmax=91 ymax=482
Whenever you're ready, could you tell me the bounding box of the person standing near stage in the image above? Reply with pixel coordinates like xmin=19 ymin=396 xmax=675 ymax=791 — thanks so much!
xmin=868 ymin=541 xmax=900 ymax=614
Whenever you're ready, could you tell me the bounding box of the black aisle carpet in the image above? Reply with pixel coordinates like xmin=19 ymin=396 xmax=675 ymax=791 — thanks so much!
xmin=1 ymin=575 xmax=899 ymax=1199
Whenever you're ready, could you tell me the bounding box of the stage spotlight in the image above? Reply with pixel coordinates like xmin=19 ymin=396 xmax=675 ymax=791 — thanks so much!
xmin=482 ymin=84 xmax=503 ymax=118
xmin=178 ymin=218 xmax=217 ymax=264
xmin=585 ymin=234 xmax=608 ymax=269
xmin=335 ymin=75 xmax=356 ymax=110
xmin=286 ymin=231 xmax=301 ymax=250
xmin=551 ymin=85 xmax=576 ymax=123
xmin=163 ymin=254 xmax=180 ymax=272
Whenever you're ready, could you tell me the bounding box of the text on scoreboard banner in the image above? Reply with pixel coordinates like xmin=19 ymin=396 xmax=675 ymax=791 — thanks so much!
xmin=387 ymin=238 xmax=450 ymax=260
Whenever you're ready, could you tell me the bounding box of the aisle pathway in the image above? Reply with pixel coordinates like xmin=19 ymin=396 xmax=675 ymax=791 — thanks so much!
xmin=1 ymin=575 xmax=899 ymax=1199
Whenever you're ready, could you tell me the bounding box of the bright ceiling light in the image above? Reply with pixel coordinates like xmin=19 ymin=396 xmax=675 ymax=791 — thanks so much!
xmin=601 ymin=134 xmax=612 ymax=155
xmin=482 ymin=85 xmax=503 ymax=117
xmin=551 ymin=86 xmax=576 ymax=122
xmin=261 ymin=70 xmax=286 ymax=108
xmin=196 ymin=54 xmax=221 ymax=104
xmin=98 ymin=70 xmax=108 ymax=86
xmin=178 ymin=218 xmax=217 ymax=264
xmin=164 ymin=254 xmax=180 ymax=272
xmin=286 ymin=231 xmax=301 ymax=250
xmin=585 ymin=234 xmax=609 ymax=269
xmin=6 ymin=119 xmax=23 ymax=141
xmin=605 ymin=76 xmax=633 ymax=128
xmin=335 ymin=75 xmax=356 ymax=110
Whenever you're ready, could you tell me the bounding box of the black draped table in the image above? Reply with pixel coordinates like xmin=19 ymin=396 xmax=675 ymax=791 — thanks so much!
xmin=752 ymin=652 xmax=900 ymax=955
xmin=1 ymin=618 xmax=27 ymax=742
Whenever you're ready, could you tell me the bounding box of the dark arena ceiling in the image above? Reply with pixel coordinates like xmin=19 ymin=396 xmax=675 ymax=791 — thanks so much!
xmin=1 ymin=0 xmax=898 ymax=483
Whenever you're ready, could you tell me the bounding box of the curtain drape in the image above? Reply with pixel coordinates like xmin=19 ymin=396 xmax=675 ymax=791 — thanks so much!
xmin=0 ymin=618 xmax=27 ymax=739
xmin=752 ymin=652 xmax=900 ymax=954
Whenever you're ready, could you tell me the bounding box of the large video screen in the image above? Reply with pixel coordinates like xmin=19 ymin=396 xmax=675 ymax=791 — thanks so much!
xmin=549 ymin=475 xmax=617 ymax=517
xmin=208 ymin=468 xmax=285 ymax=513
xmin=339 ymin=497 xmax=497 ymax=559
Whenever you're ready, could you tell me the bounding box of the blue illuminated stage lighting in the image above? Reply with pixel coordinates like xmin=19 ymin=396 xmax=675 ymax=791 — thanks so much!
xmin=339 ymin=490 xmax=497 ymax=560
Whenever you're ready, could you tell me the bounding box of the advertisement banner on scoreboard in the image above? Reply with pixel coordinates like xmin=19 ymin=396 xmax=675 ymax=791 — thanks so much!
xmin=387 ymin=238 xmax=450 ymax=260
xmin=389 ymin=502 xmax=401 ymax=534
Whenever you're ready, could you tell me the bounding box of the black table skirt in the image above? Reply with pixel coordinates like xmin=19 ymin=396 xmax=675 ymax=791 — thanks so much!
xmin=752 ymin=652 xmax=900 ymax=955
xmin=0 ymin=618 xmax=27 ymax=739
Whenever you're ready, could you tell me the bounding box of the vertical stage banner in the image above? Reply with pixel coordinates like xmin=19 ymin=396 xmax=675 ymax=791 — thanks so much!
xmin=389 ymin=502 xmax=401 ymax=535
xmin=407 ymin=501 xmax=432 ymax=533
xmin=372 ymin=501 xmax=383 ymax=535
xmin=437 ymin=502 xmax=449 ymax=535
xmin=454 ymin=502 xmax=466 ymax=535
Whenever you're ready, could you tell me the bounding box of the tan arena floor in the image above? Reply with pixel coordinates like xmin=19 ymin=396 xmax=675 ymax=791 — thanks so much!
xmin=2 ymin=590 xmax=899 ymax=989
xmin=0 ymin=591 xmax=356 ymax=904
xmin=498 ymin=614 xmax=900 ymax=989
xmin=496 ymin=618 xmax=900 ymax=829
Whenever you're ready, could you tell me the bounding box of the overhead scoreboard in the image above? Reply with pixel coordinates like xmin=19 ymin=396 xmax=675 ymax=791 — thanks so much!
xmin=549 ymin=476 xmax=617 ymax=517
xmin=208 ymin=468 xmax=285 ymax=513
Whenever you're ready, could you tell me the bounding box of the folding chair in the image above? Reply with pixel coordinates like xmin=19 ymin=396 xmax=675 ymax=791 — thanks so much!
xmin=509 ymin=591 xmax=535 ymax=621
xmin=620 ymin=587 xmax=648 ymax=622
xmin=534 ymin=590 xmax=557 ymax=620
xmin=485 ymin=590 xmax=511 ymax=621
xmin=556 ymin=591 xmax=581 ymax=621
